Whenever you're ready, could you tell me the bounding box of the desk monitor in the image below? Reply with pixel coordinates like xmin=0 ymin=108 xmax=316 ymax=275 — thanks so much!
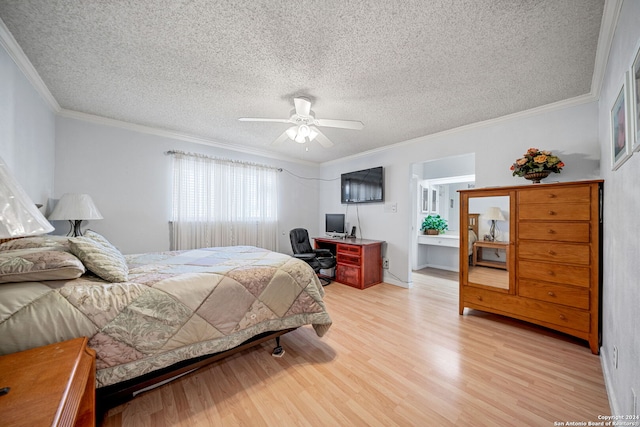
xmin=325 ymin=213 xmax=345 ymax=235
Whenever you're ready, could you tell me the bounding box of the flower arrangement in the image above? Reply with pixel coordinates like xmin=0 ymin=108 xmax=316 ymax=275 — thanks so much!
xmin=421 ymin=215 xmax=448 ymax=234
xmin=510 ymin=148 xmax=565 ymax=177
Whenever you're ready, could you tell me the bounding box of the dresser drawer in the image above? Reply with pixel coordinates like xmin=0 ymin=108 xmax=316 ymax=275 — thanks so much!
xmin=518 ymin=278 xmax=589 ymax=309
xmin=518 ymin=185 xmax=591 ymax=204
xmin=519 ymin=221 xmax=590 ymax=242
xmin=518 ymin=260 xmax=590 ymax=287
xmin=336 ymin=264 xmax=361 ymax=287
xmin=518 ymin=203 xmax=590 ymax=221
xmin=518 ymin=241 xmax=590 ymax=265
xmin=463 ymin=286 xmax=590 ymax=332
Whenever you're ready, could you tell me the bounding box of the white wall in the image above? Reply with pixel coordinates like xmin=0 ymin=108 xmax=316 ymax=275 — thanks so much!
xmin=319 ymin=100 xmax=600 ymax=287
xmin=0 ymin=44 xmax=55 ymax=205
xmin=597 ymin=0 xmax=640 ymax=417
xmin=54 ymin=116 xmax=320 ymax=254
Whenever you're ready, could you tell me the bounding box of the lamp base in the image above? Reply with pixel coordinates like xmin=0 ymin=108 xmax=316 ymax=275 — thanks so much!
xmin=67 ymin=220 xmax=85 ymax=237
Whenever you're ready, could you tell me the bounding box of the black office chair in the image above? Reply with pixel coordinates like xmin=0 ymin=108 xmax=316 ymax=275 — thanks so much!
xmin=289 ymin=228 xmax=336 ymax=286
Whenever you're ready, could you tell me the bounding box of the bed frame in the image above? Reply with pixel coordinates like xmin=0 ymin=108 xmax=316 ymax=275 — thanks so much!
xmin=96 ymin=328 xmax=295 ymax=416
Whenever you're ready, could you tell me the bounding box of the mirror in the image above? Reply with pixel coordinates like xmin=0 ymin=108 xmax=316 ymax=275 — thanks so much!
xmin=466 ymin=195 xmax=510 ymax=289
xmin=420 ymin=175 xmax=475 ymax=232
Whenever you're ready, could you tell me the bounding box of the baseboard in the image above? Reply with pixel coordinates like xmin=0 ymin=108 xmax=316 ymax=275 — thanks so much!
xmin=382 ymin=274 xmax=411 ymax=288
xmin=424 ymin=263 xmax=459 ymax=272
xmin=600 ymin=347 xmax=618 ymax=415
xmin=414 ymin=263 xmax=459 ymax=272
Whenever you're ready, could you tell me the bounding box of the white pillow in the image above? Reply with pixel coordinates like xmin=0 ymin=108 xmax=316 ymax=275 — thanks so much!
xmin=69 ymin=236 xmax=128 ymax=282
xmin=0 ymin=248 xmax=85 ymax=283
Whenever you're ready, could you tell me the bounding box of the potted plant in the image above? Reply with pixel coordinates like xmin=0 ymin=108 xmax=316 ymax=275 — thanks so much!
xmin=421 ymin=215 xmax=448 ymax=235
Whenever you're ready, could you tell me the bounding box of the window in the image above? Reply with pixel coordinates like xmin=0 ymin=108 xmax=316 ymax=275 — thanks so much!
xmin=170 ymin=152 xmax=278 ymax=250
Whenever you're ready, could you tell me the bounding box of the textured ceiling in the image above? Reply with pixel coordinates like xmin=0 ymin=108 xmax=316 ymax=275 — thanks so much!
xmin=0 ymin=0 xmax=605 ymax=164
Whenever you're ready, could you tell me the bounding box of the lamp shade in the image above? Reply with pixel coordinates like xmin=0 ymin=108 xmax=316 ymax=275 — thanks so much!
xmin=0 ymin=156 xmax=54 ymax=238
xmin=48 ymin=193 xmax=103 ymax=221
xmin=484 ymin=207 xmax=505 ymax=221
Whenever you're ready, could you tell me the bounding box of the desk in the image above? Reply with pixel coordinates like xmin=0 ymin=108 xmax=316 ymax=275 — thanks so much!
xmin=472 ymin=240 xmax=509 ymax=270
xmin=314 ymin=237 xmax=384 ymax=289
xmin=0 ymin=337 xmax=96 ymax=427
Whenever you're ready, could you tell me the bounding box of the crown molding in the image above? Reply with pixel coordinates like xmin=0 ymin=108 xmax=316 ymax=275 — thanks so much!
xmin=57 ymin=109 xmax=318 ymax=167
xmin=0 ymin=17 xmax=60 ymax=112
xmin=589 ymin=0 xmax=624 ymax=100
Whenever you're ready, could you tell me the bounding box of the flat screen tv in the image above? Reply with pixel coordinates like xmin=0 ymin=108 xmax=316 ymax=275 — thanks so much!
xmin=325 ymin=213 xmax=345 ymax=234
xmin=341 ymin=166 xmax=384 ymax=204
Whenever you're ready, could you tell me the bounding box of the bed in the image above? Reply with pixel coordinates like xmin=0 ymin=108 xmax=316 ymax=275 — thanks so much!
xmin=0 ymin=232 xmax=332 ymax=407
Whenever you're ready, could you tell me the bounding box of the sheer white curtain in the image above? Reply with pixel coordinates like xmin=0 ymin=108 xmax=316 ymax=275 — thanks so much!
xmin=170 ymin=152 xmax=279 ymax=251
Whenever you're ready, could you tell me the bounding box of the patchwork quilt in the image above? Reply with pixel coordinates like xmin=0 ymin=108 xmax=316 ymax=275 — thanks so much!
xmin=0 ymin=246 xmax=332 ymax=387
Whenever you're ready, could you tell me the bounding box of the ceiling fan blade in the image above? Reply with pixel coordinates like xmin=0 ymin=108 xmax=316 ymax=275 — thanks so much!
xmin=312 ymin=128 xmax=334 ymax=148
xmin=294 ymin=97 xmax=311 ymax=117
xmin=239 ymin=117 xmax=291 ymax=123
xmin=314 ymin=118 xmax=364 ymax=130
xmin=271 ymin=130 xmax=290 ymax=146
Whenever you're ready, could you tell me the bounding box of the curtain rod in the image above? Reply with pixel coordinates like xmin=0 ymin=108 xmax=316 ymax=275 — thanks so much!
xmin=165 ymin=150 xmax=282 ymax=172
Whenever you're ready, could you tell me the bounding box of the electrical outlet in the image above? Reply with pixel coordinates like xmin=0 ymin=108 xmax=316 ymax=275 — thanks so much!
xmin=613 ymin=346 xmax=618 ymax=369
xmin=382 ymin=258 xmax=389 ymax=269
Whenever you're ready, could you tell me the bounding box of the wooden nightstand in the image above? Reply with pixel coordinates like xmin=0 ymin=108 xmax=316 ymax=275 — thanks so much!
xmin=472 ymin=240 xmax=509 ymax=270
xmin=0 ymin=337 xmax=96 ymax=427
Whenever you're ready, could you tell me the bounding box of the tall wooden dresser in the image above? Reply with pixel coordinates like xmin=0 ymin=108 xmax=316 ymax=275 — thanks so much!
xmin=459 ymin=180 xmax=603 ymax=354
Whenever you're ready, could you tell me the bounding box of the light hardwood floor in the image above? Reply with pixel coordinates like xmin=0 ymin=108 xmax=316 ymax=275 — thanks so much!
xmin=101 ymin=268 xmax=610 ymax=426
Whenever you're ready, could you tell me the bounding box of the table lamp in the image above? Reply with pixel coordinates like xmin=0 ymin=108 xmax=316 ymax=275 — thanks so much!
xmin=484 ymin=207 xmax=505 ymax=242
xmin=48 ymin=193 xmax=103 ymax=237
xmin=0 ymin=156 xmax=54 ymax=239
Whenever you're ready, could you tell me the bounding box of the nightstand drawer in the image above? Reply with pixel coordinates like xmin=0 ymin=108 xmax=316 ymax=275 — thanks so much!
xmin=519 ymin=221 xmax=590 ymax=242
xmin=518 ymin=185 xmax=591 ymax=204
xmin=518 ymin=279 xmax=589 ymax=309
xmin=519 ymin=260 xmax=590 ymax=287
xmin=518 ymin=241 xmax=590 ymax=265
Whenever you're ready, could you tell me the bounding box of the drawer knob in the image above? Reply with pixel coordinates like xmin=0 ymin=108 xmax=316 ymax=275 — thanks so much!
xmin=547 ymin=229 xmax=556 ymax=234
xmin=548 ymin=210 xmax=556 ymax=215
xmin=548 ymin=194 xmax=557 ymax=198
xmin=559 ymin=314 xmax=567 ymax=320
xmin=477 ymin=296 xmax=483 ymax=301
xmin=548 ymin=250 xmax=556 ymax=255
xmin=547 ymin=291 xmax=555 ymax=297
xmin=548 ymin=270 xmax=555 ymax=276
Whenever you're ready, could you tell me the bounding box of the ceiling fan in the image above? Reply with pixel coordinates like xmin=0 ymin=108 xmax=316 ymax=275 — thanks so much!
xmin=239 ymin=97 xmax=364 ymax=147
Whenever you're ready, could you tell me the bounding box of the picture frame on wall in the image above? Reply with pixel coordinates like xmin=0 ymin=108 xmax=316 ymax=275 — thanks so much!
xmin=630 ymin=38 xmax=640 ymax=152
xmin=610 ymin=72 xmax=632 ymax=171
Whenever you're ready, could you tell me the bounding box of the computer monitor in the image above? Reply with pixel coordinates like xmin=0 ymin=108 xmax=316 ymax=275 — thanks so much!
xmin=325 ymin=213 xmax=345 ymax=235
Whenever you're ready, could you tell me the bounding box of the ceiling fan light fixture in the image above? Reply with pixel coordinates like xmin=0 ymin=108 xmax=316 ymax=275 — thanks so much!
xmin=240 ymin=96 xmax=363 ymax=147
xmin=285 ymin=126 xmax=298 ymax=140
xmin=298 ymin=125 xmax=311 ymax=138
